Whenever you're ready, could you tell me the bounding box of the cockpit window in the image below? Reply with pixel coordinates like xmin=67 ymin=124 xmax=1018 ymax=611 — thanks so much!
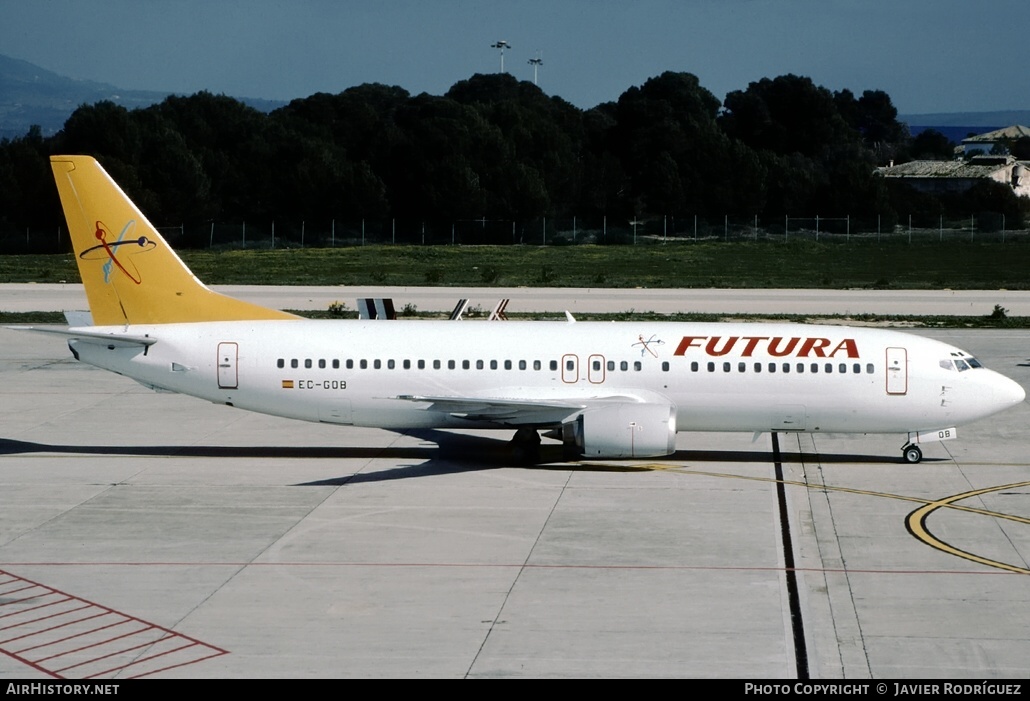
xmin=942 ymin=355 xmax=984 ymax=371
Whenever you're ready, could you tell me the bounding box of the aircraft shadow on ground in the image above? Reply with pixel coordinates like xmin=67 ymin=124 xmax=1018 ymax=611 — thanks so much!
xmin=0 ymin=430 xmax=905 ymax=485
xmin=0 ymin=437 xmax=432 ymax=461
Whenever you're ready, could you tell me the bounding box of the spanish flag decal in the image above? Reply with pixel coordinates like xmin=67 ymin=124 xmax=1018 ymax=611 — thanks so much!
xmin=282 ymin=380 xmax=294 ymax=389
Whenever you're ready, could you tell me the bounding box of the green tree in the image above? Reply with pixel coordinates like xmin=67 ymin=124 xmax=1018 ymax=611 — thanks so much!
xmin=834 ymin=89 xmax=908 ymax=157
xmin=447 ymin=73 xmax=588 ymax=218
xmin=0 ymin=126 xmax=58 ymax=228
xmin=721 ymin=75 xmax=858 ymax=158
xmin=611 ymin=72 xmax=751 ymax=216
xmin=1011 ymin=137 xmax=1030 ymax=160
xmin=909 ymin=129 xmax=955 ymax=160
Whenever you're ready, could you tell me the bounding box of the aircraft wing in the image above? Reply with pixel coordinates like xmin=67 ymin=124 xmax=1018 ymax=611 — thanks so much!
xmin=396 ymin=394 xmax=588 ymax=425
xmin=6 ymin=326 xmax=157 ymax=348
xmin=395 ymin=393 xmax=652 ymax=426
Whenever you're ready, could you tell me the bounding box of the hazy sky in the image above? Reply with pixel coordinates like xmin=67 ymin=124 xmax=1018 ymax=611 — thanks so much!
xmin=1 ymin=0 xmax=1027 ymax=115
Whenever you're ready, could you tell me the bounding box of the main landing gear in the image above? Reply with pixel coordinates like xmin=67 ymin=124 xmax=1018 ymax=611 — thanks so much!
xmin=901 ymin=443 xmax=923 ymax=464
xmin=509 ymin=427 xmax=541 ymax=465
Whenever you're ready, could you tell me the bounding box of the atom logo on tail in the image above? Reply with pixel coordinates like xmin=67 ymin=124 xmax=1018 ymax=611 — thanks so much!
xmin=78 ymin=219 xmax=156 ymax=284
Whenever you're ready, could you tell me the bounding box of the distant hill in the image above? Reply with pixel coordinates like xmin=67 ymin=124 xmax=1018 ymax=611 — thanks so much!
xmin=0 ymin=54 xmax=285 ymax=141
xmin=900 ymin=110 xmax=1030 ymax=127
xmin=901 ymin=110 xmax=1030 ymax=143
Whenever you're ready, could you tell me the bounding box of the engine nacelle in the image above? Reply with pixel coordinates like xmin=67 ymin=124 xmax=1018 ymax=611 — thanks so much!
xmin=564 ymin=402 xmax=677 ymax=458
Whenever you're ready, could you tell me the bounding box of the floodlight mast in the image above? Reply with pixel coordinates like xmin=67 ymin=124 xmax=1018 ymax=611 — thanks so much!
xmin=491 ymin=40 xmax=511 ymax=73
xmin=528 ymin=55 xmax=543 ymax=85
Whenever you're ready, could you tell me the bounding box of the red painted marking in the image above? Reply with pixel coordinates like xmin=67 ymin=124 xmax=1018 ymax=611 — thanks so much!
xmin=57 ymin=632 xmax=171 ymax=674
xmin=0 ymin=569 xmax=227 ymax=679
xmin=94 ymin=222 xmax=142 ymax=284
xmin=1 ymin=597 xmax=76 ymax=625
xmin=32 ymin=621 xmax=142 ymax=660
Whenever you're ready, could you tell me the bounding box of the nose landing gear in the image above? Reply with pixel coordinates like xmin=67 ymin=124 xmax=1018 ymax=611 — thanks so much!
xmin=902 ymin=443 xmax=923 ymax=464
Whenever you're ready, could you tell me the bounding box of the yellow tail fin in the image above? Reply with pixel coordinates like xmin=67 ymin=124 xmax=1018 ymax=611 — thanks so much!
xmin=51 ymin=155 xmax=298 ymax=325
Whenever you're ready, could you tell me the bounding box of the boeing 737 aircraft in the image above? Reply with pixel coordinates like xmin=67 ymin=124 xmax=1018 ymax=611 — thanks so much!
xmin=20 ymin=156 xmax=1026 ymax=463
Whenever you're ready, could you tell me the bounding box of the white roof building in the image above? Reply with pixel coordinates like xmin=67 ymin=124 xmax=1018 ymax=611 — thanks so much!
xmin=961 ymin=125 xmax=1030 ymax=155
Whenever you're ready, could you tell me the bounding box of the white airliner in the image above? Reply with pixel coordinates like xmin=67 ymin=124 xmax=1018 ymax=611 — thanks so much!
xmin=20 ymin=156 xmax=1026 ymax=464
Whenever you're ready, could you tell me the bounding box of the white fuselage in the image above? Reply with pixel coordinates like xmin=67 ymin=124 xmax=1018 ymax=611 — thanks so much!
xmin=68 ymin=320 xmax=1025 ymax=436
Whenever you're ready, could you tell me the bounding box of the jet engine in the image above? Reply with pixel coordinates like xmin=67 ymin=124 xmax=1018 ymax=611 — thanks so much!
xmin=563 ymin=402 xmax=677 ymax=458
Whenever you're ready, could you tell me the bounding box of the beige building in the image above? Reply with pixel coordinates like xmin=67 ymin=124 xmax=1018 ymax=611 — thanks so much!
xmin=876 ymin=154 xmax=1029 ymax=198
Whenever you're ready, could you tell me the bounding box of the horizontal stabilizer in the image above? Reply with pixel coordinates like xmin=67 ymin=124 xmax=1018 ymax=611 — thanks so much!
xmin=6 ymin=326 xmax=157 ymax=347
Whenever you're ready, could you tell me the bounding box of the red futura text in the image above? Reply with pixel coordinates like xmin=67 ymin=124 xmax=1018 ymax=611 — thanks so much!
xmin=673 ymin=336 xmax=860 ymax=358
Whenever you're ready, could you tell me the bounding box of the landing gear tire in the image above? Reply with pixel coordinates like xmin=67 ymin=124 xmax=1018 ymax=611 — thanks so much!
xmin=510 ymin=428 xmax=541 ymax=465
xmin=902 ymin=444 xmax=922 ymax=464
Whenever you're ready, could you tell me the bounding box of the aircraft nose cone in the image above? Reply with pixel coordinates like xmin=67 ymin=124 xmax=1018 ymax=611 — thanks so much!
xmin=987 ymin=372 xmax=1026 ymax=412
xmin=1000 ymin=376 xmax=1027 ymax=407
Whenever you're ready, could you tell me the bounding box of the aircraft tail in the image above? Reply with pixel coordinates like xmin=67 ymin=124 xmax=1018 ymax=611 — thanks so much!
xmin=51 ymin=155 xmax=298 ymax=325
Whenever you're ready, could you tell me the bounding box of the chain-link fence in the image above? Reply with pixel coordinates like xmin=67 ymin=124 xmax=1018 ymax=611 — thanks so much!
xmin=3 ymin=213 xmax=1029 ymax=254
